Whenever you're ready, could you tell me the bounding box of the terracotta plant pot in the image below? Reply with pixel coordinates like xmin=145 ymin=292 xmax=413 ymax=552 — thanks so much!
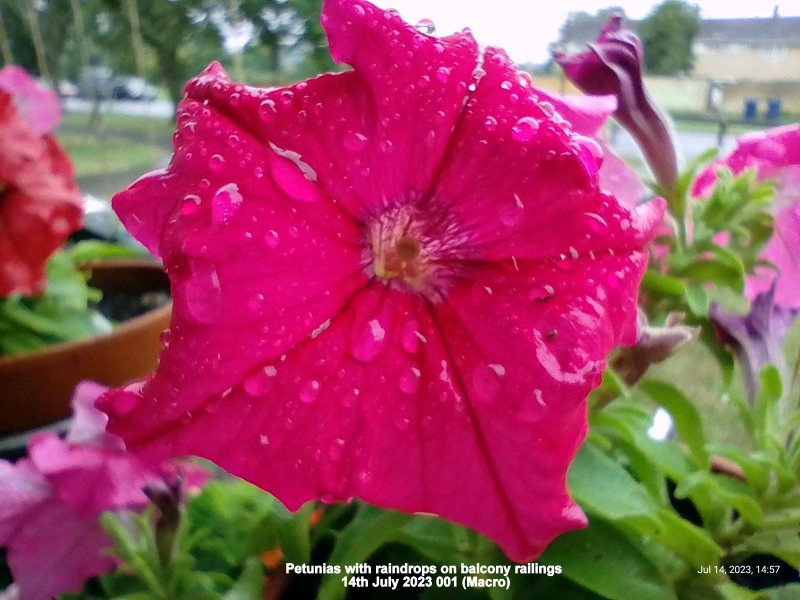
xmin=0 ymin=259 xmax=171 ymax=435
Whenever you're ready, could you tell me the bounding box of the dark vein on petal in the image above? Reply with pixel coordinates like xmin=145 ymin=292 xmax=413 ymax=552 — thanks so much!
xmin=422 ymin=295 xmax=531 ymax=553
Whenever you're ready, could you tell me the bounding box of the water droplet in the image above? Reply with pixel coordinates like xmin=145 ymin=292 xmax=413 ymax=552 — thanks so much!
xmin=538 ymin=101 xmax=555 ymax=116
xmin=226 ymin=134 xmax=240 ymax=148
xmin=247 ymin=292 xmax=266 ymax=312
xmin=179 ymin=194 xmax=201 ymax=216
xmin=398 ymin=366 xmax=421 ymax=394
xmin=259 ymin=434 xmax=270 ymax=445
xmin=401 ymin=320 xmax=425 ymax=353
xmin=185 ymin=266 xmax=223 ymax=323
xmin=435 ymin=66 xmax=451 ymax=82
xmin=519 ymin=390 xmax=546 ymax=422
xmin=344 ymin=131 xmax=368 ymax=151
xmin=483 ymin=116 xmax=497 ymax=131
xmin=264 ymin=229 xmax=280 ymax=249
xmin=529 ymin=285 xmax=554 ymax=301
xmin=342 ymin=388 xmax=360 ymax=408
xmin=311 ymin=319 xmax=331 ymax=339
xmin=379 ymin=139 xmax=394 ymax=154
xmin=299 ymin=380 xmax=320 ymax=404
xmin=584 ymin=212 xmax=608 ymax=233
xmin=350 ymin=316 xmax=389 ymax=363
xmin=500 ymin=193 xmax=525 ymax=226
xmin=352 ymin=3 xmax=365 ymax=17
xmin=500 ymin=80 xmax=513 ymax=91
xmin=511 ymin=116 xmax=539 ymax=142
xmin=417 ymin=74 xmax=431 ymax=88
xmin=471 ymin=363 xmax=502 ymax=402
xmin=259 ymin=99 xmax=277 ymax=119
xmin=575 ymin=134 xmax=604 ymax=162
xmin=279 ymin=90 xmax=294 ymax=105
xmin=244 ymin=367 xmax=275 ymax=396
xmin=211 ymin=183 xmax=243 ymax=225
xmin=209 ymin=154 xmax=225 ymax=173
xmin=328 ymin=438 xmax=346 ymax=460
xmin=415 ymin=18 xmax=436 ymax=34
xmin=395 ymin=416 xmax=411 ymax=431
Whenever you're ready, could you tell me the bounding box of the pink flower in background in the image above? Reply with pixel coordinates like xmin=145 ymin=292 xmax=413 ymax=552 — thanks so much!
xmin=0 ymin=67 xmax=82 ymax=297
xmin=0 ymin=383 xmax=183 ymax=600
xmin=0 ymin=66 xmax=61 ymax=134
xmin=542 ymin=92 xmax=646 ymax=208
xmin=694 ymin=124 xmax=800 ymax=309
xmin=101 ymin=0 xmax=663 ymax=561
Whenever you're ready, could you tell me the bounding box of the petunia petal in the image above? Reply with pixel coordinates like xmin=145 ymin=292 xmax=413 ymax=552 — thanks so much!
xmin=6 ymin=496 xmax=114 ymax=600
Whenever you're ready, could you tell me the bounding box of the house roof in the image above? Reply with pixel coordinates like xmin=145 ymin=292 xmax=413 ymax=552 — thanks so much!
xmin=698 ymin=17 xmax=800 ymax=47
xmin=560 ymin=15 xmax=800 ymax=49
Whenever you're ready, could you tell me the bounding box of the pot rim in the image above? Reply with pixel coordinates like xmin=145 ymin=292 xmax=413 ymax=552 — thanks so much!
xmin=0 ymin=259 xmax=171 ymax=368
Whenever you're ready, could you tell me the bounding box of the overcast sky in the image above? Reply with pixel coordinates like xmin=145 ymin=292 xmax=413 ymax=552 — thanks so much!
xmin=371 ymin=0 xmax=800 ymax=63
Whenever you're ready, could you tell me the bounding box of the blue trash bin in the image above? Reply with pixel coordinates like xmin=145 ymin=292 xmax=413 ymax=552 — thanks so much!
xmin=766 ymin=98 xmax=781 ymax=123
xmin=744 ymin=98 xmax=758 ymax=121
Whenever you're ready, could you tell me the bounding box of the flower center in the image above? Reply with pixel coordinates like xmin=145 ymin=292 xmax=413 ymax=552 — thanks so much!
xmin=368 ymin=205 xmax=466 ymax=300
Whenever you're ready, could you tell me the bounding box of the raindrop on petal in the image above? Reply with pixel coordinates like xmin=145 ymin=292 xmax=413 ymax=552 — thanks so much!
xmin=415 ymin=18 xmax=436 ymax=34
xmin=344 ymin=131 xmax=368 ymax=151
xmin=350 ymin=316 xmax=390 ymax=363
xmin=299 ymin=380 xmax=321 ymax=404
xmin=511 ymin=117 xmax=539 ymax=143
xmin=435 ymin=66 xmax=451 ymax=83
xmin=211 ymin=183 xmax=243 ymax=225
xmin=471 ymin=363 xmax=502 ymax=402
xmin=398 ymin=366 xmax=422 ymax=394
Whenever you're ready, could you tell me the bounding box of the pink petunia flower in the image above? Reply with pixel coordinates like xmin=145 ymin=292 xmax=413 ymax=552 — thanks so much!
xmin=694 ymin=124 xmax=800 ymax=309
xmin=541 ymin=92 xmax=646 ymax=208
xmin=0 ymin=383 xmax=167 ymax=600
xmin=0 ymin=66 xmax=61 ymax=135
xmin=100 ymin=0 xmax=663 ymax=561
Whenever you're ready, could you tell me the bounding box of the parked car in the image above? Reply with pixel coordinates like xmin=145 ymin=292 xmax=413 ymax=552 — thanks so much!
xmin=110 ymin=76 xmax=157 ymax=101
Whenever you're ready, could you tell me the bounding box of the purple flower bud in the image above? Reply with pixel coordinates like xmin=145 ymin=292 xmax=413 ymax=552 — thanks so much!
xmin=554 ymin=16 xmax=678 ymax=192
xmin=710 ymin=284 xmax=799 ymax=403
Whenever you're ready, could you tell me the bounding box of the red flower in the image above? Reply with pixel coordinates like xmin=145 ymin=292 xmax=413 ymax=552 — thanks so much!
xmin=101 ymin=0 xmax=663 ymax=560
xmin=0 ymin=72 xmax=83 ymax=297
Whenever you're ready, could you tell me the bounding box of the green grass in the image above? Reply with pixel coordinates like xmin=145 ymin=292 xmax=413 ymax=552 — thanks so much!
xmin=59 ymin=133 xmax=165 ymax=179
xmin=60 ymin=112 xmax=174 ymax=143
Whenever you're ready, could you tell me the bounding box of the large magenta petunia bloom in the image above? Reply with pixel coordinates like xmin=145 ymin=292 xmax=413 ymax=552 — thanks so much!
xmin=0 ymin=68 xmax=83 ymax=297
xmin=694 ymin=124 xmax=800 ymax=309
xmin=100 ymin=0 xmax=663 ymax=561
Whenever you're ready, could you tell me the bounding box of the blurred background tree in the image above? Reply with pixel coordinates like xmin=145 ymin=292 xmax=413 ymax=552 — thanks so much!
xmin=639 ymin=0 xmax=701 ymax=74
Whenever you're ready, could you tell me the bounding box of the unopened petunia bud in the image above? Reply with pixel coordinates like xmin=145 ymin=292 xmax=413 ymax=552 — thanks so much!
xmin=612 ymin=309 xmax=700 ymax=386
xmin=554 ymin=16 xmax=678 ymax=192
xmin=710 ymin=284 xmax=799 ymax=403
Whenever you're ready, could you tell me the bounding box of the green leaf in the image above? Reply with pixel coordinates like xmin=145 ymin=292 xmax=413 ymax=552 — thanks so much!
xmin=651 ymin=508 xmax=723 ymax=567
xmin=639 ymin=380 xmax=710 ymax=469
xmin=275 ymin=501 xmax=314 ymax=564
xmin=685 ymin=283 xmax=710 ymax=317
xmin=752 ymin=366 xmax=783 ymax=447
xmin=318 ymin=505 xmax=412 ymax=600
xmin=223 ymin=558 xmax=265 ymax=600
xmin=766 ymin=584 xmax=800 ymax=599
xmin=568 ymin=442 xmax=658 ymax=524
xmin=538 ymin=518 xmax=675 ymax=600
xmin=68 ymin=240 xmax=143 ymax=262
xmin=642 ymin=270 xmax=688 ymax=297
